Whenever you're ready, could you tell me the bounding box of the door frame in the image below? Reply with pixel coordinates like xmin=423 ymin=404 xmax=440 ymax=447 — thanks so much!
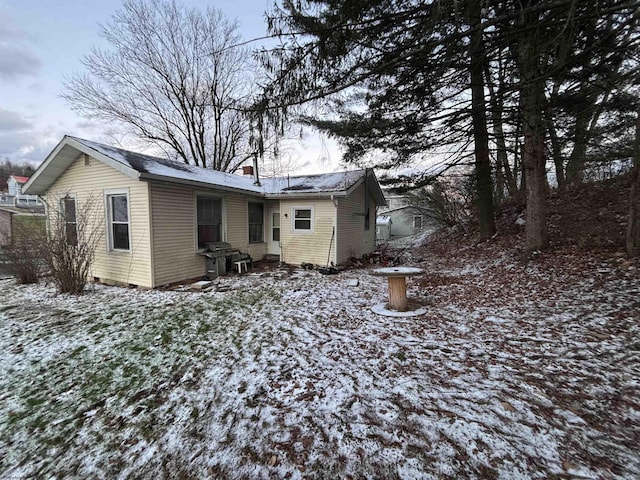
xmin=267 ymin=209 xmax=280 ymax=256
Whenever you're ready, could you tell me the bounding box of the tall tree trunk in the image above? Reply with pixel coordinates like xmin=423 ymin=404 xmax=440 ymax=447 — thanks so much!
xmin=513 ymin=140 xmax=528 ymax=206
xmin=495 ymin=154 xmax=505 ymax=205
xmin=467 ymin=0 xmax=496 ymax=240
xmin=626 ymin=110 xmax=640 ymax=257
xmin=547 ymin=116 xmax=566 ymax=188
xmin=518 ymin=13 xmax=549 ymax=251
xmin=514 ymin=102 xmax=527 ymax=206
xmin=484 ymin=60 xmax=517 ymax=198
xmin=565 ymin=103 xmax=591 ymax=184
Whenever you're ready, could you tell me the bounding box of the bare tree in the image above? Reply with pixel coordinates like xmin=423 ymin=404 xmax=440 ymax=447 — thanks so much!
xmin=43 ymin=194 xmax=104 ymax=294
xmin=63 ymin=0 xmax=255 ymax=172
xmin=405 ymin=178 xmax=473 ymax=228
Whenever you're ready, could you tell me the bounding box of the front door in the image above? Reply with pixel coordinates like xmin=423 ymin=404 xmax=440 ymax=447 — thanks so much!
xmin=267 ymin=210 xmax=280 ymax=256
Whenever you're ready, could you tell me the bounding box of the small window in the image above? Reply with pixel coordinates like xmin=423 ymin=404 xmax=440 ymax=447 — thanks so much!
xmin=413 ymin=215 xmax=423 ymax=229
xmin=197 ymin=196 xmax=222 ymax=248
xmin=107 ymin=193 xmax=130 ymax=251
xmin=248 ymin=202 xmax=264 ymax=243
xmin=292 ymin=207 xmax=313 ymax=232
xmin=62 ymin=195 xmax=77 ymax=246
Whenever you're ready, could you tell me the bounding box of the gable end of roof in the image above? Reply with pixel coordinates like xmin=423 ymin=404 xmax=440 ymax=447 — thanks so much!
xmin=24 ymin=136 xmax=140 ymax=195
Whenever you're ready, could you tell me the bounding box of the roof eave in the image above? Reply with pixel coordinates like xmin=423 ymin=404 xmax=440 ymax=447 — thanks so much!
xmin=24 ymin=136 xmax=141 ymax=195
xmin=139 ymin=173 xmax=263 ymax=196
xmin=23 ymin=136 xmax=71 ymax=195
xmin=264 ymin=191 xmax=349 ymax=200
xmin=358 ymin=169 xmax=387 ymax=206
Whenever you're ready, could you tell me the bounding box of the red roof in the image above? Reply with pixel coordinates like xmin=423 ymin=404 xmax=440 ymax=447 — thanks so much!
xmin=10 ymin=175 xmax=29 ymax=184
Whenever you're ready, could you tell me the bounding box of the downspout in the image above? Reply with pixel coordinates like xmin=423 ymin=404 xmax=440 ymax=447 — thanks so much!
xmin=146 ymin=182 xmax=156 ymax=288
xmin=331 ymin=194 xmax=338 ymax=265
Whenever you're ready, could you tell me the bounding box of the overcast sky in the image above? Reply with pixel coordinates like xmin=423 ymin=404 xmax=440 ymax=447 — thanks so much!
xmin=0 ymin=0 xmax=339 ymax=172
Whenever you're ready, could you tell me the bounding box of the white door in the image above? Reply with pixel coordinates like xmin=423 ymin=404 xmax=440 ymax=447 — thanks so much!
xmin=267 ymin=210 xmax=280 ymax=255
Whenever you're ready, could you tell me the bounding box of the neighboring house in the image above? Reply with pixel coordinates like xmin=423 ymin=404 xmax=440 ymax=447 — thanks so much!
xmin=1 ymin=174 xmax=42 ymax=208
xmin=24 ymin=135 xmax=386 ymax=288
xmin=7 ymin=175 xmax=29 ymax=196
xmin=378 ymin=190 xmax=437 ymax=238
xmin=376 ymin=215 xmax=392 ymax=242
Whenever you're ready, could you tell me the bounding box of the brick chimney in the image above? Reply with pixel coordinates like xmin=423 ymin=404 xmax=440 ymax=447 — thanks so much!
xmin=242 ymin=165 xmax=254 ymax=177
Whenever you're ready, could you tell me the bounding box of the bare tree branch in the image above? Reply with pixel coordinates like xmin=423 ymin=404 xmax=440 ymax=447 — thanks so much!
xmin=63 ymin=0 xmax=256 ymax=172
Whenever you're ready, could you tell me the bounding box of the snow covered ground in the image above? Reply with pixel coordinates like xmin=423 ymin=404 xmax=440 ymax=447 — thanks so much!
xmin=0 ymin=241 xmax=638 ymax=479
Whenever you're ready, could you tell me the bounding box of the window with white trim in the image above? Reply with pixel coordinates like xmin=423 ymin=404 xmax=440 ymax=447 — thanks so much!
xmin=292 ymin=207 xmax=313 ymax=232
xmin=61 ymin=195 xmax=77 ymax=246
xmin=197 ymin=195 xmax=223 ymax=248
xmin=413 ymin=215 xmax=423 ymax=229
xmin=107 ymin=193 xmax=130 ymax=251
xmin=248 ymin=202 xmax=264 ymax=243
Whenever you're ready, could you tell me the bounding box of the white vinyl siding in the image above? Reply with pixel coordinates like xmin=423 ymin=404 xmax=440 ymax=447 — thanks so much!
xmin=44 ymin=154 xmax=153 ymax=287
xmin=336 ymin=182 xmax=376 ymax=264
xmin=150 ymin=184 xmax=269 ymax=287
xmin=279 ymin=199 xmax=335 ymax=265
xmin=149 ymin=184 xmax=202 ymax=286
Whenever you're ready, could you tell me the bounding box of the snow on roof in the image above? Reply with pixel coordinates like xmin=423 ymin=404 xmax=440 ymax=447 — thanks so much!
xmin=376 ymin=215 xmax=392 ymax=225
xmin=70 ymin=137 xmax=263 ymax=194
xmin=9 ymin=175 xmax=29 ymax=184
xmin=70 ymin=136 xmax=366 ymax=197
xmin=261 ymin=171 xmax=366 ymax=195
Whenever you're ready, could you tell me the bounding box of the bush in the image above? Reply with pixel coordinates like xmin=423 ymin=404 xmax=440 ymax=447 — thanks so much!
xmin=4 ymin=215 xmax=46 ymax=284
xmin=42 ymin=194 xmax=103 ymax=294
xmin=5 ymin=194 xmax=103 ymax=294
xmin=405 ymin=178 xmax=473 ymax=227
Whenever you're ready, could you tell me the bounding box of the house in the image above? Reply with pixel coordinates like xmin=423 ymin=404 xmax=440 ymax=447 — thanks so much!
xmin=378 ymin=190 xmax=438 ymax=238
xmin=1 ymin=174 xmax=42 ymax=208
xmin=0 ymin=174 xmax=45 ymax=247
xmin=376 ymin=215 xmax=392 ymax=242
xmin=7 ymin=175 xmax=29 ymax=196
xmin=24 ymin=135 xmax=386 ymax=288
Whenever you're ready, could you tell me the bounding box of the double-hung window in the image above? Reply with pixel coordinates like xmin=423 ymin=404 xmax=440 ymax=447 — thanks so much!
xmin=197 ymin=196 xmax=222 ymax=248
xmin=292 ymin=207 xmax=313 ymax=232
xmin=248 ymin=202 xmax=264 ymax=243
xmin=61 ymin=195 xmax=77 ymax=246
xmin=106 ymin=191 xmax=130 ymax=251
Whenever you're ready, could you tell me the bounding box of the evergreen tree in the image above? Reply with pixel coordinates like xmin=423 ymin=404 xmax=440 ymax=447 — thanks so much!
xmin=258 ymin=0 xmax=639 ymax=249
xmin=259 ymin=0 xmax=497 ymax=238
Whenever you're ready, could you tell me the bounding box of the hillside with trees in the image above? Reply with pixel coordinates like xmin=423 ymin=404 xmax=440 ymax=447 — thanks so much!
xmin=256 ymin=0 xmax=639 ymax=254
